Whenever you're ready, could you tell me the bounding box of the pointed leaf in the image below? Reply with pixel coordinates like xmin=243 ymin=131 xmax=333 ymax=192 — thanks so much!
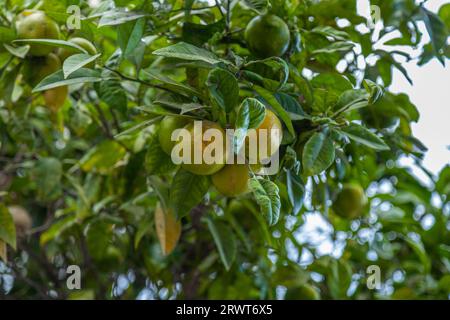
xmin=152 ymin=42 xmax=229 ymax=65
xmin=169 ymin=169 xmax=210 ymax=218
xmin=145 ymin=133 xmax=176 ymax=175
xmin=249 ymin=177 xmax=281 ymax=226
xmin=302 ymin=132 xmax=335 ymax=176
xmin=206 ymin=218 xmax=237 ymax=270
xmin=234 ymin=98 xmax=266 ymax=153
xmin=63 ymin=53 xmax=101 ymax=78
xmin=206 ymin=68 xmax=239 ymax=113
xmin=98 ymin=9 xmax=147 ymax=27
xmin=33 ymin=69 xmax=102 ymax=92
xmin=118 ymin=17 xmax=145 ymax=57
xmin=14 ymin=39 xmax=88 ymax=53
xmin=155 ymin=203 xmax=181 ymax=255
xmin=4 ymin=44 xmax=30 ymax=58
xmin=0 ymin=204 xmax=16 ymax=250
xmin=338 ymin=123 xmax=389 ymax=151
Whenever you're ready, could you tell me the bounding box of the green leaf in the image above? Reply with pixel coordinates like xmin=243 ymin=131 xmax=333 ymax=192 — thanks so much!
xmin=288 ymin=64 xmax=313 ymax=106
xmin=249 ymin=177 xmax=281 ymax=226
xmin=311 ymin=73 xmax=353 ymax=94
xmin=302 ymin=132 xmax=335 ymax=176
xmin=206 ymin=218 xmax=237 ymax=271
xmin=363 ymin=79 xmax=384 ymax=104
xmin=98 ymin=78 xmax=127 ymax=113
xmin=0 ymin=26 xmax=15 ymax=43
xmin=327 ymin=259 xmax=353 ymax=299
xmin=142 ymin=69 xmax=205 ymax=99
xmin=253 ymin=85 xmax=295 ymax=136
xmin=376 ymin=50 xmax=413 ymax=85
xmin=312 ymin=88 xmax=339 ymax=113
xmin=310 ymin=26 xmax=349 ymax=41
xmin=0 ymin=204 xmax=16 ymax=250
xmin=98 ymin=9 xmax=147 ymax=27
xmin=3 ymin=44 xmax=30 ymax=58
xmin=421 ymin=8 xmax=448 ymax=59
xmin=285 ymin=170 xmax=305 ymax=215
xmin=403 ymin=235 xmax=431 ymax=274
xmin=312 ymin=41 xmax=354 ymax=55
xmin=86 ymin=220 xmax=112 ymax=260
xmin=152 ymin=42 xmax=229 ymax=65
xmin=241 ymin=0 xmax=269 ymax=14
xmin=334 ymin=89 xmax=369 ymax=114
xmin=206 ymin=68 xmax=239 ymax=113
xmin=234 ymin=98 xmax=266 ymax=152
xmin=32 ymin=157 xmax=63 ymax=201
xmin=63 ymin=53 xmax=101 ymax=78
xmin=33 ymin=69 xmax=103 ymax=92
xmin=145 ymin=133 xmax=176 ymax=175
xmin=436 ymin=165 xmax=450 ymax=196
xmin=439 ymin=3 xmax=450 ymax=30
xmin=14 ymin=39 xmax=88 ymax=54
xmin=79 ymin=141 xmax=127 ymax=174
xmin=169 ymin=169 xmax=210 ymax=218
xmin=182 ymin=20 xmax=226 ymax=46
xmin=245 ymin=57 xmax=289 ymax=91
xmin=40 ymin=214 xmax=77 ymax=246
xmin=134 ymin=214 xmax=152 ymax=249
xmin=338 ymin=123 xmax=389 ymax=151
xmin=118 ymin=17 xmax=145 ymax=57
xmin=274 ymin=92 xmax=309 ymax=120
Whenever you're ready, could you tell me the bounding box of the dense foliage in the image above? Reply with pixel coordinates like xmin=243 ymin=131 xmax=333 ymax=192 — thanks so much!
xmin=0 ymin=0 xmax=449 ymax=300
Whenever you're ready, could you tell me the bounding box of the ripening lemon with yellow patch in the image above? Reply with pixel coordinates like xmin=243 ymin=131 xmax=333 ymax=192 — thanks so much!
xmin=172 ymin=121 xmax=230 ymax=176
xmin=245 ymin=109 xmax=283 ymax=165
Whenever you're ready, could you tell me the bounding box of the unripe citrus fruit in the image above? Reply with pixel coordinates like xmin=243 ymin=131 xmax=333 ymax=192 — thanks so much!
xmin=22 ymin=52 xmax=61 ymax=87
xmin=246 ymin=109 xmax=283 ymax=164
xmin=245 ymin=14 xmax=290 ymax=58
xmin=332 ymin=183 xmax=367 ymax=219
xmin=43 ymin=85 xmax=68 ymax=112
xmin=158 ymin=116 xmax=191 ymax=155
xmin=15 ymin=10 xmax=60 ymax=56
xmin=212 ymin=163 xmax=249 ymax=197
xmin=8 ymin=206 xmax=32 ymax=238
xmin=58 ymin=37 xmax=98 ymax=67
xmin=174 ymin=121 xmax=229 ymax=175
xmin=285 ymin=284 xmax=320 ymax=300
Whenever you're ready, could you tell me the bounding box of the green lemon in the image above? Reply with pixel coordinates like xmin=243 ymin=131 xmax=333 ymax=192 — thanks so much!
xmin=158 ymin=116 xmax=191 ymax=155
xmin=245 ymin=14 xmax=290 ymax=58
xmin=16 ymin=10 xmax=60 ymax=56
xmin=332 ymin=183 xmax=367 ymax=219
xmin=22 ymin=52 xmax=61 ymax=87
xmin=212 ymin=164 xmax=249 ymax=197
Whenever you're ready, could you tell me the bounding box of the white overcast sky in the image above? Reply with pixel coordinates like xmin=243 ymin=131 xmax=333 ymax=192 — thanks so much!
xmin=391 ymin=1 xmax=450 ymax=177
xmin=358 ymin=0 xmax=450 ymax=179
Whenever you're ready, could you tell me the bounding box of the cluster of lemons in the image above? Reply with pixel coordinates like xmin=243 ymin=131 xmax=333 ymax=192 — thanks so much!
xmin=158 ymin=109 xmax=283 ymax=197
xmin=15 ymin=10 xmax=97 ymax=112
